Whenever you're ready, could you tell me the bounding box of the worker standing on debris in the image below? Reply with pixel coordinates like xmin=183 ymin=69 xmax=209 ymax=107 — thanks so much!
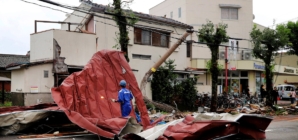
xmin=111 ymin=80 xmax=134 ymax=117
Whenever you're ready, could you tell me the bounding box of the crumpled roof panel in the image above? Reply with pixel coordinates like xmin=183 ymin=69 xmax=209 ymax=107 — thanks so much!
xmin=51 ymin=50 xmax=150 ymax=139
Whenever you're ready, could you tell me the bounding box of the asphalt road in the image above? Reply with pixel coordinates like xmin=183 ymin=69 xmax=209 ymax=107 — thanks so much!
xmin=266 ymin=115 xmax=298 ymax=140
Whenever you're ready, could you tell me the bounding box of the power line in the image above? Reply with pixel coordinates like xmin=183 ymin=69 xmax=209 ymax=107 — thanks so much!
xmin=22 ymin=0 xmax=275 ymax=53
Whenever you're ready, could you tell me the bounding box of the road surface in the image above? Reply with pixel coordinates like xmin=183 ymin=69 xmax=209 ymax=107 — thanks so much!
xmin=266 ymin=115 xmax=298 ymax=140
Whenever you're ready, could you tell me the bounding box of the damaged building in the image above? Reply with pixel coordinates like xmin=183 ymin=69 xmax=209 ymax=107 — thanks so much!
xmin=6 ymin=0 xmax=206 ymax=106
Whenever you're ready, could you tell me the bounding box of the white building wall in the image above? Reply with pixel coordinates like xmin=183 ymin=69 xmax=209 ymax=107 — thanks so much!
xmin=18 ymin=5 xmax=191 ymax=100
xmin=30 ymin=30 xmax=54 ymax=62
xmin=11 ymin=64 xmax=54 ymax=93
xmin=23 ymin=64 xmax=54 ymax=93
xmin=150 ymin=0 xmax=253 ymax=59
xmin=150 ymin=0 xmax=187 ymax=23
xmin=53 ymin=30 xmax=97 ymax=66
xmin=11 ymin=69 xmax=25 ymax=92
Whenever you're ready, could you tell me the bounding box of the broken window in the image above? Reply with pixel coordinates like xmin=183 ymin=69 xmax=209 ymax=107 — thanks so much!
xmin=134 ymin=27 xmax=169 ymax=48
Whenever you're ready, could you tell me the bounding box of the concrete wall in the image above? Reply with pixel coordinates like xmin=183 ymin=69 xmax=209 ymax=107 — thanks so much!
xmin=150 ymin=0 xmax=253 ymax=59
xmin=30 ymin=29 xmax=97 ymax=66
xmin=274 ymin=54 xmax=298 ymax=86
xmin=150 ymin=0 xmax=187 ymax=23
xmin=30 ymin=30 xmax=54 ymax=62
xmin=11 ymin=69 xmax=25 ymax=93
xmin=11 ymin=64 xmax=54 ymax=106
xmin=53 ymin=30 xmax=97 ymax=66
xmin=274 ymin=54 xmax=298 ymax=67
xmin=11 ymin=64 xmax=54 ymax=93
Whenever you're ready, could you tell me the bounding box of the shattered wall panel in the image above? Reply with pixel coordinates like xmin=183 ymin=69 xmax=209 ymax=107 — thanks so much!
xmin=51 ymin=50 xmax=150 ymax=139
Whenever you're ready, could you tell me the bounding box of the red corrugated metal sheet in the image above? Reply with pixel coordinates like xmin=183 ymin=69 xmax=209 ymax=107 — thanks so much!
xmin=0 ymin=103 xmax=58 ymax=114
xmin=158 ymin=115 xmax=239 ymax=140
xmin=51 ymin=50 xmax=150 ymax=139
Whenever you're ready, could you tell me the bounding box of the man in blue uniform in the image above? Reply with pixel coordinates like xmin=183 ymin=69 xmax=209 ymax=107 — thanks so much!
xmin=111 ymin=80 xmax=134 ymax=117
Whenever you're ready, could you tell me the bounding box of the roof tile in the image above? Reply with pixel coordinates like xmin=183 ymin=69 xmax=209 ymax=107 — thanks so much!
xmin=0 ymin=54 xmax=30 ymax=68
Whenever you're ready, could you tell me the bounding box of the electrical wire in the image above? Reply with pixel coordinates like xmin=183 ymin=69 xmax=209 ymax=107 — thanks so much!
xmin=21 ymin=0 xmax=278 ymax=53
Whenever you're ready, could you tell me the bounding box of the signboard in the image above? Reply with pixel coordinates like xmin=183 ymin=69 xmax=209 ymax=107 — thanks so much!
xmin=254 ymin=63 xmax=265 ymax=70
xmin=284 ymin=67 xmax=294 ymax=73
xmin=30 ymin=86 xmax=38 ymax=93
xmin=229 ymin=39 xmax=237 ymax=70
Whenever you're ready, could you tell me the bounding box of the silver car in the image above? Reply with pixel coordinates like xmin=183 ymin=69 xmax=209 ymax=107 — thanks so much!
xmin=277 ymin=84 xmax=296 ymax=99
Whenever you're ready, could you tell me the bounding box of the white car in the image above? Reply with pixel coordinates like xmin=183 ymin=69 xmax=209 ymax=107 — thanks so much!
xmin=277 ymin=84 xmax=296 ymax=99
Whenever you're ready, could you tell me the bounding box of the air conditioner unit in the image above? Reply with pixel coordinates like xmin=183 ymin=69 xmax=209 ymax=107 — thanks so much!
xmin=219 ymin=51 xmax=225 ymax=60
xmin=242 ymin=51 xmax=252 ymax=60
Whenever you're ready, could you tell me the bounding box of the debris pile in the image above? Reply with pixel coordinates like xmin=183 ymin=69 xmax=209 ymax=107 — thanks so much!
xmin=0 ymin=50 xmax=280 ymax=139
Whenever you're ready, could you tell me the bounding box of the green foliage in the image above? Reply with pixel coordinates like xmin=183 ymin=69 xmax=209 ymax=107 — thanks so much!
xmin=151 ymin=59 xmax=198 ymax=111
xmin=197 ymin=20 xmax=229 ymax=45
xmin=250 ymin=24 xmax=290 ymax=62
xmin=111 ymin=0 xmax=139 ymax=62
xmin=0 ymin=92 xmax=12 ymax=102
xmin=250 ymin=23 xmax=290 ymax=106
xmin=0 ymin=102 xmax=12 ymax=107
xmin=197 ymin=20 xmax=229 ymax=112
xmin=284 ymin=21 xmax=298 ymax=55
xmin=206 ymin=60 xmax=223 ymax=73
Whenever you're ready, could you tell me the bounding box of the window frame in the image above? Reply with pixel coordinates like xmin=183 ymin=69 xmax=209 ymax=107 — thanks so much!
xmin=44 ymin=70 xmax=49 ymax=78
xmin=134 ymin=27 xmax=170 ymax=48
xmin=221 ymin=7 xmax=238 ymax=20
xmin=132 ymin=54 xmax=151 ymax=60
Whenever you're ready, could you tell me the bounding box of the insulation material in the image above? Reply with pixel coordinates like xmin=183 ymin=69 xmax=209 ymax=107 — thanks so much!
xmin=51 ymin=50 xmax=150 ymax=139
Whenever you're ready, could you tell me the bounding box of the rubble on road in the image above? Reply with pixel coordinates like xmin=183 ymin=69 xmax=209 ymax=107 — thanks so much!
xmin=123 ymin=112 xmax=272 ymax=140
xmin=1 ymin=50 xmax=296 ymax=139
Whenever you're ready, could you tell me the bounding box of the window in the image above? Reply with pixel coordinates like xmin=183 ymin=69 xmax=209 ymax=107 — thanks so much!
xmin=132 ymin=54 xmax=151 ymax=60
xmin=186 ymin=41 xmax=192 ymax=57
xmin=44 ymin=70 xmax=49 ymax=78
xmin=231 ymin=71 xmax=239 ymax=77
xmin=170 ymin=11 xmax=173 ymax=18
xmin=134 ymin=27 xmax=169 ymax=48
xmin=240 ymin=71 xmax=248 ymax=77
xmin=178 ymin=8 xmax=181 ymax=18
xmin=221 ymin=8 xmax=238 ymax=19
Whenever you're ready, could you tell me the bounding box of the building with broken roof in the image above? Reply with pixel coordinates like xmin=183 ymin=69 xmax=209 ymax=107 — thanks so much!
xmin=7 ymin=0 xmax=205 ymax=106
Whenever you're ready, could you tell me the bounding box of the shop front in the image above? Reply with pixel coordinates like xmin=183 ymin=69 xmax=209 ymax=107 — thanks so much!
xmin=273 ymin=65 xmax=298 ymax=87
xmin=192 ymin=59 xmax=266 ymax=94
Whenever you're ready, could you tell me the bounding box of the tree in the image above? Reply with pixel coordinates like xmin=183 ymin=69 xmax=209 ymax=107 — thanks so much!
xmin=151 ymin=59 xmax=198 ymax=111
xmin=112 ymin=0 xmax=137 ymax=62
xmin=197 ymin=21 xmax=229 ymax=112
xmin=250 ymin=24 xmax=290 ymax=106
xmin=151 ymin=59 xmax=177 ymax=104
xmin=285 ymin=21 xmax=298 ymax=55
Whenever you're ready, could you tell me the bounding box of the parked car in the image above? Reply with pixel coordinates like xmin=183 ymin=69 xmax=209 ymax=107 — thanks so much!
xmin=277 ymin=84 xmax=296 ymax=99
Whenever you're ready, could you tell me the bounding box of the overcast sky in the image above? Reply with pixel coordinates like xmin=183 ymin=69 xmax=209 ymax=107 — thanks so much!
xmin=1 ymin=0 xmax=298 ymax=55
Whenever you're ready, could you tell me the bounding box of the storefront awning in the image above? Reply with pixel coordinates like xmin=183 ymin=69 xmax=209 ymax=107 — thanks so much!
xmin=173 ymin=70 xmax=206 ymax=75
